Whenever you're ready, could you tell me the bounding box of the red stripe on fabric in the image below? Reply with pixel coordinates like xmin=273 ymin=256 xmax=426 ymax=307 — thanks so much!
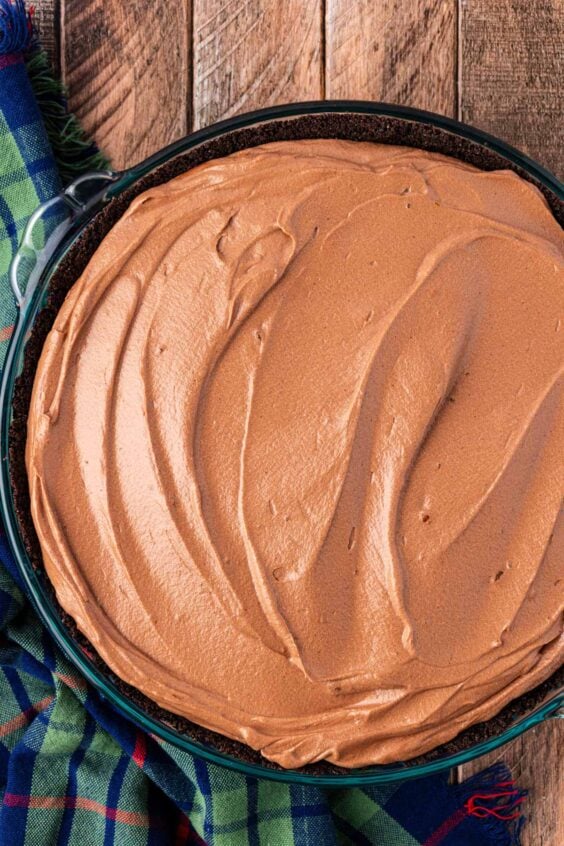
xmin=173 ymin=812 xmax=192 ymax=846
xmin=132 ymin=731 xmax=147 ymax=767
xmin=54 ymin=672 xmax=86 ymax=690
xmin=3 ymin=794 xmax=159 ymax=827
xmin=0 ymin=325 xmax=14 ymax=342
xmin=423 ymin=807 xmax=467 ymax=846
xmin=0 ymin=53 xmax=22 ymax=70
xmin=0 ymin=695 xmax=54 ymax=738
xmin=2 ymin=794 xmax=28 ymax=808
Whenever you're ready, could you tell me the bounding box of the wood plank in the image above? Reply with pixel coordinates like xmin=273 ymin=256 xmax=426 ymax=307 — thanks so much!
xmin=459 ymin=721 xmax=563 ymax=846
xmin=61 ymin=0 xmax=190 ymax=170
xmin=326 ymin=0 xmax=457 ymax=116
xmin=192 ymin=0 xmax=323 ymax=130
xmin=460 ymin=0 xmax=564 ymax=179
xmin=33 ymin=0 xmax=60 ymax=75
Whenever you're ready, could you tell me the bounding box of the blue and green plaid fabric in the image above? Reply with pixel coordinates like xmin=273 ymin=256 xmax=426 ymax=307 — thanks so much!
xmin=0 ymin=0 xmax=61 ymax=354
xmin=0 ymin=1 xmax=529 ymax=843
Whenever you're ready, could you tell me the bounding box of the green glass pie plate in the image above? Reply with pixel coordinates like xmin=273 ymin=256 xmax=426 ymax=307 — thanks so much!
xmin=1 ymin=101 xmax=562 ymax=786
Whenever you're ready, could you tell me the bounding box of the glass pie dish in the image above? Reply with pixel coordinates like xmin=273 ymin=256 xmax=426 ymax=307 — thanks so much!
xmin=1 ymin=101 xmax=563 ymax=786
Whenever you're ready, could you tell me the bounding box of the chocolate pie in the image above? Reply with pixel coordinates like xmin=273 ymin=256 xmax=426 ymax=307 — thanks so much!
xmin=22 ymin=137 xmax=564 ymax=769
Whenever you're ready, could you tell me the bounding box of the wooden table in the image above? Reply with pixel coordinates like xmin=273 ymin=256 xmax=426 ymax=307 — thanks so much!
xmin=33 ymin=2 xmax=563 ymax=843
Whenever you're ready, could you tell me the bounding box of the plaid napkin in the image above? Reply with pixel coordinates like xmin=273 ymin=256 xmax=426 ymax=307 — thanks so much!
xmin=0 ymin=2 xmax=529 ymax=843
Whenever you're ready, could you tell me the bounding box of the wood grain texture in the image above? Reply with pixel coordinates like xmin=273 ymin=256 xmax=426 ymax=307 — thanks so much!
xmin=326 ymin=0 xmax=457 ymax=116
xmin=459 ymin=721 xmax=563 ymax=846
xmin=460 ymin=0 xmax=564 ymax=178
xmin=32 ymin=0 xmax=60 ymax=75
xmin=60 ymin=0 xmax=190 ymax=169
xmin=192 ymin=0 xmax=323 ymax=129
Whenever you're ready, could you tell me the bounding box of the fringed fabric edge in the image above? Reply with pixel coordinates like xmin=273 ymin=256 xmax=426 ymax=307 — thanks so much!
xmin=456 ymin=763 xmax=527 ymax=846
xmin=0 ymin=0 xmax=31 ymax=55
xmin=0 ymin=0 xmax=109 ymax=183
xmin=24 ymin=46 xmax=110 ymax=184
